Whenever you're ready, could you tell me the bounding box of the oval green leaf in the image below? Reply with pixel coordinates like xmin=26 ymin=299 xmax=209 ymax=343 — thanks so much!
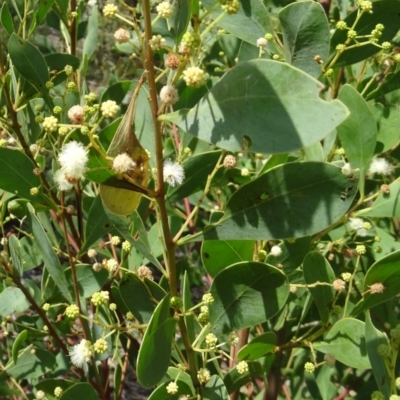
xmin=0 ymin=287 xmax=30 ymax=317
xmin=200 ymin=162 xmax=356 ymax=240
xmin=358 ymin=180 xmax=400 ymax=218
xmin=279 ymin=1 xmax=330 ymax=78
xmin=200 ymin=375 xmax=230 ymax=400
xmin=314 ymin=318 xmax=370 ymax=370
xmin=6 ymin=348 xmax=56 ymax=379
xmin=365 ymin=312 xmax=391 ymax=398
xmin=160 ymin=60 xmax=348 ymax=154
xmin=351 ymin=250 xmax=400 ymax=316
xmin=136 ymin=295 xmax=176 ymax=388
xmin=12 ymin=330 xmax=28 ymax=365
xmin=119 ymin=275 xmax=165 ymax=324
xmin=201 ymin=240 xmax=254 ymax=278
xmin=337 ymin=84 xmax=376 ymax=170
xmin=0 ymin=148 xmax=44 ymax=202
xmin=209 ymin=262 xmax=289 ymax=334
xmin=59 ymin=383 xmax=98 ymax=400
xmin=237 ymin=332 xmax=277 ymax=361
xmin=303 ymin=252 xmax=335 ymax=323
xmin=8 ymin=33 xmax=49 ymax=89
xmin=27 ymin=204 xmax=71 ymax=302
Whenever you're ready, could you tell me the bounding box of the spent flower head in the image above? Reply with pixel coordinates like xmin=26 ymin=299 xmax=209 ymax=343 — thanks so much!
xmin=114 ymin=28 xmax=130 ymax=43
xmin=257 ymin=37 xmax=268 ymax=48
xmin=160 ymin=85 xmax=179 ymax=105
xmin=137 ymin=265 xmax=154 ymax=280
xmin=68 ymin=105 xmax=84 ymax=124
xmin=369 ymin=283 xmax=385 ymax=294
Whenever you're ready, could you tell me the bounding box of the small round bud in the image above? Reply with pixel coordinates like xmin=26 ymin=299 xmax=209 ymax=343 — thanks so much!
xmin=54 ymin=386 xmax=63 ymax=397
xmin=64 ymin=65 xmax=74 ymax=76
xmin=35 ymin=104 xmax=43 ymax=111
xmin=91 ymin=291 xmax=109 ymax=306
xmin=382 ymin=41 xmax=391 ymax=51
xmin=109 ymin=303 xmax=117 ymax=311
xmin=42 ymin=303 xmax=50 ymax=311
xmin=101 ymin=100 xmax=119 ymax=118
xmin=106 ymin=258 xmax=118 ymax=273
xmin=347 ymin=29 xmax=357 ymax=39
xmin=170 ymin=296 xmax=183 ymax=308
xmin=241 ymin=168 xmax=249 ymax=176
xmin=94 ymin=338 xmax=108 ymax=354
xmin=197 ymin=368 xmax=211 ymax=383
xmin=324 ymin=68 xmax=333 ymax=77
xmin=336 ymin=21 xmax=347 ymax=30
xmin=66 ymin=205 xmax=76 ymax=214
xmin=324 ymin=353 xmax=336 ymax=366
xmin=42 ymin=116 xmax=58 ymax=132
xmin=265 ymin=33 xmax=273 ymax=41
xmin=236 ymin=360 xmax=249 ymax=374
xmin=30 ymin=187 xmax=39 ymax=196
xmin=46 ymin=81 xmax=54 ymax=89
xmin=257 ymin=249 xmax=267 ymax=261
xmin=122 ymin=241 xmax=131 ymax=252
xmin=183 ymin=67 xmax=206 ymax=87
xmin=202 ymin=293 xmax=214 ymax=305
xmin=59 ymin=126 xmax=69 ymax=136
xmin=205 ymin=333 xmax=218 ymax=348
xmin=149 ymin=34 xmax=166 ymax=50
xmin=304 ymin=362 xmax=315 ymax=373
xmin=221 ymin=0 xmax=240 ymax=14
xmin=377 ymin=343 xmax=391 ymax=357
xmin=65 ymin=304 xmax=80 ymax=319
xmin=103 ymin=3 xmax=118 ymax=17
xmin=371 ymin=391 xmax=385 ymax=400
xmin=53 ymin=106 xmax=62 ymax=114
xmin=110 ymin=236 xmax=121 ymax=245
xmin=336 ymin=44 xmax=345 ymax=51
xmin=67 ymin=82 xmax=77 ymax=92
xmin=156 ymin=1 xmax=174 ymax=18
xmin=166 ymin=382 xmax=179 ymax=394
xmin=341 ymin=272 xmax=351 ymax=282
xmin=380 ymin=184 xmax=390 ymax=194
xmin=356 ymin=245 xmax=366 ymax=255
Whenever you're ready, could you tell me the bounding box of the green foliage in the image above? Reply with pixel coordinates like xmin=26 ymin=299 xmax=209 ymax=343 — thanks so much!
xmin=0 ymin=0 xmax=399 ymax=398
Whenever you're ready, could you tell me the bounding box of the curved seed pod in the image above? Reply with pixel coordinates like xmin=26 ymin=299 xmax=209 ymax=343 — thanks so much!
xmin=100 ymin=88 xmax=149 ymax=215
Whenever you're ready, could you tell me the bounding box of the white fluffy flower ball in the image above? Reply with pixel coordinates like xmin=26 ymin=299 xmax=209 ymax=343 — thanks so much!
xmin=69 ymin=339 xmax=93 ymax=368
xmin=369 ymin=157 xmax=393 ymax=175
xmin=270 ymin=245 xmax=282 ymax=257
xmin=163 ymin=159 xmax=185 ymax=186
xmin=58 ymin=141 xmax=88 ymax=180
xmin=54 ymin=169 xmax=74 ymax=191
